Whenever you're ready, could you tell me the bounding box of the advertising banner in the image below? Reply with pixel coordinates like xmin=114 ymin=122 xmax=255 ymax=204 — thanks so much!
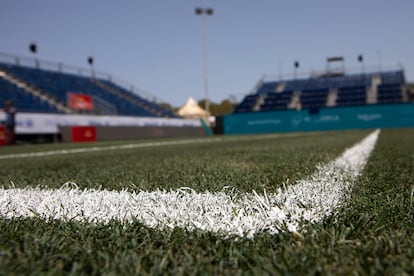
xmin=2 ymin=113 xmax=201 ymax=134
xmin=68 ymin=93 xmax=93 ymax=110
xmin=0 ymin=126 xmax=5 ymax=146
xmin=71 ymin=126 xmax=96 ymax=142
xmin=224 ymin=104 xmax=414 ymax=135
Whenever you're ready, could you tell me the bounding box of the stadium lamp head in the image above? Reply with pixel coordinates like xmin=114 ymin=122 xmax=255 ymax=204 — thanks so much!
xmin=29 ymin=43 xmax=37 ymax=54
xmin=195 ymin=8 xmax=213 ymax=15
xmin=195 ymin=8 xmax=203 ymax=15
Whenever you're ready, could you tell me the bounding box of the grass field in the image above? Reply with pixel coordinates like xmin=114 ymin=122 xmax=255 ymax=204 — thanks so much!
xmin=0 ymin=128 xmax=413 ymax=274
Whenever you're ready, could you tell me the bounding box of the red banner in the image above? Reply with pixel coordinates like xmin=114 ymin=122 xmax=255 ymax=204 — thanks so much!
xmin=0 ymin=126 xmax=5 ymax=146
xmin=68 ymin=93 xmax=93 ymax=110
xmin=71 ymin=126 xmax=96 ymax=143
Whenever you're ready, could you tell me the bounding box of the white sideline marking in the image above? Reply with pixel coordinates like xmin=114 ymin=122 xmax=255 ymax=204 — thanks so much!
xmin=0 ymin=138 xmax=221 ymax=160
xmin=0 ymin=132 xmax=318 ymax=160
xmin=0 ymin=130 xmax=380 ymax=238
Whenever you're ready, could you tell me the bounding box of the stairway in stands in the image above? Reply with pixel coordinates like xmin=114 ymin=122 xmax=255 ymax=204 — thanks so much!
xmin=93 ymin=79 xmax=164 ymax=117
xmin=0 ymin=69 xmax=71 ymax=113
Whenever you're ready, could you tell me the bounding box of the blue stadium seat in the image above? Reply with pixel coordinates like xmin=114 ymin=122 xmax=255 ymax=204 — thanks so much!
xmin=233 ymin=94 xmax=260 ymax=113
xmin=259 ymin=91 xmax=293 ymax=111
xmin=233 ymin=69 xmax=406 ymax=113
xmin=377 ymin=84 xmax=403 ymax=104
xmin=0 ymin=63 xmax=176 ymax=117
xmin=0 ymin=77 xmax=60 ymax=113
xmin=300 ymin=89 xmax=329 ymax=109
xmin=336 ymin=86 xmax=367 ymax=107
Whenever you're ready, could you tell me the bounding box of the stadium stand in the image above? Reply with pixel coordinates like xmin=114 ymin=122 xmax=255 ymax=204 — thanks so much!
xmin=234 ymin=69 xmax=408 ymax=113
xmin=233 ymin=94 xmax=261 ymax=113
xmin=0 ymin=57 xmax=177 ymax=117
xmin=0 ymin=77 xmax=60 ymax=113
xmin=336 ymin=86 xmax=367 ymax=107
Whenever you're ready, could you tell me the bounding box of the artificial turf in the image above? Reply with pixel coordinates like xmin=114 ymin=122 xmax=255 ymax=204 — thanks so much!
xmin=0 ymin=128 xmax=413 ymax=274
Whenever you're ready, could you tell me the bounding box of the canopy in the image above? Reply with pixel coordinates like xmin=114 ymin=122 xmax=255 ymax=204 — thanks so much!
xmin=178 ymin=97 xmax=208 ymax=119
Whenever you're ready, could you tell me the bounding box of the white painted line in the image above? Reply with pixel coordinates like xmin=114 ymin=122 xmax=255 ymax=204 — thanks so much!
xmin=0 ymin=130 xmax=380 ymax=238
xmin=0 ymin=131 xmax=314 ymax=160
xmin=0 ymin=138 xmax=221 ymax=160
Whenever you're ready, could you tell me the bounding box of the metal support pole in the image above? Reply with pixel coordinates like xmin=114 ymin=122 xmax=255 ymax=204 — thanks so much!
xmin=195 ymin=8 xmax=213 ymax=121
xmin=202 ymin=13 xmax=209 ymax=117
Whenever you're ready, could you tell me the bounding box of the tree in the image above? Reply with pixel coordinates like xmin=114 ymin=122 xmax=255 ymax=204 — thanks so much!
xmin=158 ymin=102 xmax=177 ymax=113
xmin=197 ymin=99 xmax=235 ymax=116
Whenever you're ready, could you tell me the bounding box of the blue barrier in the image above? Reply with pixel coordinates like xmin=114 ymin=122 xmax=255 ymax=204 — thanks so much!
xmin=200 ymin=118 xmax=213 ymax=136
xmin=223 ymin=104 xmax=414 ymax=134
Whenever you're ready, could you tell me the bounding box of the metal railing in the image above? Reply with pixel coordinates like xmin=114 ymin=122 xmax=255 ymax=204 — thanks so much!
xmin=0 ymin=52 xmax=164 ymax=104
xmin=262 ymin=64 xmax=404 ymax=83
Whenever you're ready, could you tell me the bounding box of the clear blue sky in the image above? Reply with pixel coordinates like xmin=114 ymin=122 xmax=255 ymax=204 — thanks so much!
xmin=1 ymin=0 xmax=413 ymax=107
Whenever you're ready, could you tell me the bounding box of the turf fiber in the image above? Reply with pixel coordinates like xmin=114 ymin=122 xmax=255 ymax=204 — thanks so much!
xmin=0 ymin=128 xmax=413 ymax=274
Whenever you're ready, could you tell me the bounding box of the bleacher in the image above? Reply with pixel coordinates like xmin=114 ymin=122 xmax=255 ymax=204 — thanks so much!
xmin=233 ymin=94 xmax=260 ymax=113
xmin=336 ymin=86 xmax=366 ymax=107
xmin=260 ymin=91 xmax=293 ymax=111
xmin=300 ymin=88 xmax=330 ymax=109
xmin=0 ymin=77 xmax=60 ymax=113
xmin=0 ymin=62 xmax=177 ymax=117
xmin=377 ymin=84 xmax=403 ymax=104
xmin=234 ymin=69 xmax=407 ymax=113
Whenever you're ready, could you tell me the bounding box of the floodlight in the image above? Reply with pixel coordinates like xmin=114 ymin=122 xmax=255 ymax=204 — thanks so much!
xmin=29 ymin=43 xmax=37 ymax=54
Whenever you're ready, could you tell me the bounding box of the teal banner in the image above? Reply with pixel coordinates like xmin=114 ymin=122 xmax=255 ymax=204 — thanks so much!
xmin=224 ymin=104 xmax=414 ymax=134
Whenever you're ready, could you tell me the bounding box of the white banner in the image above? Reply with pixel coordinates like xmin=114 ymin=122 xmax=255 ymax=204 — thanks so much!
xmin=0 ymin=113 xmax=201 ymax=134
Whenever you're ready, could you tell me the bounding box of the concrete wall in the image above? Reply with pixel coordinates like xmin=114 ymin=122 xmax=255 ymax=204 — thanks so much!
xmin=60 ymin=125 xmax=206 ymax=142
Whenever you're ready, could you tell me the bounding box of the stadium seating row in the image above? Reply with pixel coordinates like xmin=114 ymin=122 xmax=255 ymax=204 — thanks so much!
xmin=0 ymin=78 xmax=60 ymax=113
xmin=377 ymin=84 xmax=403 ymax=104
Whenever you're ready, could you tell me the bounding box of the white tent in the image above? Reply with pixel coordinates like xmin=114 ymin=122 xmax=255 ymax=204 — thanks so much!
xmin=178 ymin=97 xmax=209 ymax=120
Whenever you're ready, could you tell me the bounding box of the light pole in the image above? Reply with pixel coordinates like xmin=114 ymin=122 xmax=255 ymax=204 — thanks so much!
xmin=88 ymin=56 xmax=95 ymax=78
xmin=294 ymin=61 xmax=299 ymax=80
xmin=29 ymin=42 xmax=39 ymax=68
xmin=358 ymin=54 xmax=364 ymax=74
xmin=195 ymin=7 xmax=213 ymax=120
